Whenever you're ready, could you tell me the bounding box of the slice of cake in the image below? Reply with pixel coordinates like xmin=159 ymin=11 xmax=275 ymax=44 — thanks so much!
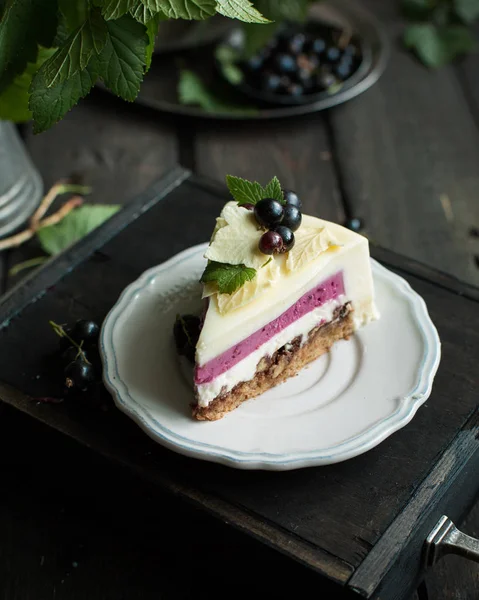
xmin=182 ymin=176 xmax=378 ymax=421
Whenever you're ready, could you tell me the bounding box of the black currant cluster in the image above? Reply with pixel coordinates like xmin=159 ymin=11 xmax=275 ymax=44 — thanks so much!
xmin=174 ymin=314 xmax=201 ymax=364
xmin=53 ymin=319 xmax=101 ymax=392
xmin=248 ymin=190 xmax=302 ymax=255
xmin=241 ymin=23 xmax=361 ymax=100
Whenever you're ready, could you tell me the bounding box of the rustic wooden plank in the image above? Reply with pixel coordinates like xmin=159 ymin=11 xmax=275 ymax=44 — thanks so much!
xmin=425 ymin=500 xmax=479 ymax=600
xmin=327 ymin=0 xmax=479 ymax=287
xmin=348 ymin=409 xmax=479 ymax=600
xmin=0 ymin=176 xmax=478 ymax=600
xmin=194 ymin=114 xmax=345 ymax=223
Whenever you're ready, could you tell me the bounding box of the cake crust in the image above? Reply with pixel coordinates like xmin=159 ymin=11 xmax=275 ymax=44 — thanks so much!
xmin=192 ymin=304 xmax=353 ymax=421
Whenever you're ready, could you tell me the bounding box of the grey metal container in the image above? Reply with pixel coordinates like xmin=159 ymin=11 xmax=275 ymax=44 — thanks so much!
xmin=0 ymin=121 xmax=43 ymax=238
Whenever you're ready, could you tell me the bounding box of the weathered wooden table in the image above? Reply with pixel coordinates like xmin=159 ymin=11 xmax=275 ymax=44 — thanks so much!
xmin=1 ymin=1 xmax=478 ymax=598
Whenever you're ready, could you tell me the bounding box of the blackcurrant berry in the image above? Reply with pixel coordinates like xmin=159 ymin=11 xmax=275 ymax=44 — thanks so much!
xmin=288 ymin=33 xmax=306 ymax=54
xmin=262 ymin=73 xmax=281 ymax=92
xmin=288 ymin=83 xmax=304 ymax=97
xmin=62 ymin=345 xmax=82 ymax=366
xmin=343 ymin=43 xmax=358 ymax=57
xmin=273 ymin=226 xmax=295 ymax=252
xmin=298 ymin=69 xmax=314 ymax=91
xmin=281 ymin=205 xmax=302 ymax=231
xmin=335 ymin=62 xmax=353 ymax=80
xmin=274 ymin=53 xmax=297 ymax=74
xmin=241 ymin=203 xmax=255 ymax=211
xmin=247 ymin=55 xmax=264 ymax=71
xmin=254 ymin=198 xmax=284 ymax=228
xmin=73 ymin=319 xmax=99 ymax=342
xmin=318 ymin=71 xmax=338 ymax=90
xmin=326 ymin=46 xmax=341 ymax=62
xmin=312 ymin=38 xmax=326 ymax=54
xmin=344 ymin=217 xmax=364 ymax=232
xmin=65 ymin=360 xmax=95 ymax=391
xmin=58 ymin=326 xmax=74 ymax=350
xmin=173 ymin=314 xmax=201 ymax=363
xmin=283 ymin=190 xmax=302 ymax=209
xmin=259 ymin=231 xmax=283 ymax=255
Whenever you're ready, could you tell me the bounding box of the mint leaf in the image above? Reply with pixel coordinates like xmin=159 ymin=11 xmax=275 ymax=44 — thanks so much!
xmin=97 ymin=15 xmax=147 ymax=101
xmin=59 ymin=0 xmax=89 ymax=30
xmin=39 ymin=10 xmax=107 ymax=88
xmin=100 ymin=0 xmax=137 ymax=20
xmin=142 ymin=0 xmax=216 ymax=20
xmin=30 ymin=59 xmax=99 ymax=134
xmin=216 ymin=0 xmax=270 ymax=23
xmin=263 ymin=176 xmax=284 ymax=203
xmin=178 ymin=69 xmax=257 ymax=114
xmin=0 ymin=46 xmax=55 ymax=122
xmin=454 ymin=0 xmax=479 ymax=23
xmin=404 ymin=23 xmax=475 ymax=67
xmin=37 ymin=204 xmax=121 ymax=255
xmin=226 ymin=174 xmax=284 ymax=205
xmin=200 ymin=261 xmax=256 ymax=294
xmin=0 ymin=0 xmax=58 ymax=90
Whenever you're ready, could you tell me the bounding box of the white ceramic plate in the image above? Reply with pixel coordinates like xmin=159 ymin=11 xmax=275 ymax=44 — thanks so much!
xmin=100 ymin=243 xmax=441 ymax=471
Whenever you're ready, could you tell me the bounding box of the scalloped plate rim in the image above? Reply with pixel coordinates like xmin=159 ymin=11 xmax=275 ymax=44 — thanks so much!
xmin=100 ymin=243 xmax=441 ymax=470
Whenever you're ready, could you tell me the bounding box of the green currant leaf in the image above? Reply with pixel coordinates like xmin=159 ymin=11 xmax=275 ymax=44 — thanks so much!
xmin=0 ymin=0 xmax=58 ymax=91
xmin=241 ymin=21 xmax=278 ymax=57
xmin=30 ymin=58 xmax=100 ymax=133
xmin=401 ymin=0 xmax=435 ymax=21
xmin=226 ymin=174 xmax=283 ymax=205
xmin=140 ymin=0 xmax=216 ymax=20
xmin=97 ymin=15 xmax=148 ymax=101
xmin=263 ymin=176 xmax=284 ymax=204
xmin=254 ymin=0 xmax=310 ymax=22
xmin=404 ymin=23 xmax=475 ymax=68
xmin=37 ymin=204 xmax=121 ymax=255
xmin=178 ymin=69 xmax=257 ymax=114
xmin=145 ymin=12 xmax=164 ymax=69
xmin=59 ymin=0 xmax=89 ymax=30
xmin=216 ymin=0 xmax=270 ymax=23
xmin=130 ymin=2 xmax=157 ymax=23
xmin=454 ymin=0 xmax=479 ymax=23
xmin=100 ymin=0 xmax=138 ymax=20
xmin=39 ymin=10 xmax=107 ymax=88
xmin=200 ymin=261 xmax=256 ymax=294
xmin=0 ymin=46 xmax=55 ymax=122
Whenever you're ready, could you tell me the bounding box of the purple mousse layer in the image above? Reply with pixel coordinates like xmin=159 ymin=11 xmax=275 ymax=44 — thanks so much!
xmin=195 ymin=271 xmax=344 ymax=385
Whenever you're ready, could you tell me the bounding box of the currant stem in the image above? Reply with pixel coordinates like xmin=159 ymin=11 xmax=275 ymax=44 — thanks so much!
xmin=49 ymin=321 xmax=91 ymax=365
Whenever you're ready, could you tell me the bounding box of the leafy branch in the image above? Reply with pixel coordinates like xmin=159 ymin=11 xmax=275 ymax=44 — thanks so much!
xmin=1 ymin=180 xmax=121 ymax=277
xmin=402 ymin=0 xmax=479 ymax=67
xmin=0 ymin=0 xmax=269 ymax=132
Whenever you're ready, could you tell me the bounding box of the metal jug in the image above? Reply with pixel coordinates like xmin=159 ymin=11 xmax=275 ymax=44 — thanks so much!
xmin=0 ymin=121 xmax=43 ymax=238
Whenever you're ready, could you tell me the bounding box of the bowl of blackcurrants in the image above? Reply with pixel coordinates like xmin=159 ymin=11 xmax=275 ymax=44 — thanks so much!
xmin=215 ymin=20 xmax=372 ymax=107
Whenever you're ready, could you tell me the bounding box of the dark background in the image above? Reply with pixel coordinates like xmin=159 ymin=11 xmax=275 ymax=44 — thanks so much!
xmin=1 ymin=0 xmax=479 ymax=597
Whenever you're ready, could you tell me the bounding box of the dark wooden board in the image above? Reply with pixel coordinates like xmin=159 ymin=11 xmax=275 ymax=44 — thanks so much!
xmin=0 ymin=169 xmax=478 ymax=600
xmin=327 ymin=0 xmax=479 ymax=288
